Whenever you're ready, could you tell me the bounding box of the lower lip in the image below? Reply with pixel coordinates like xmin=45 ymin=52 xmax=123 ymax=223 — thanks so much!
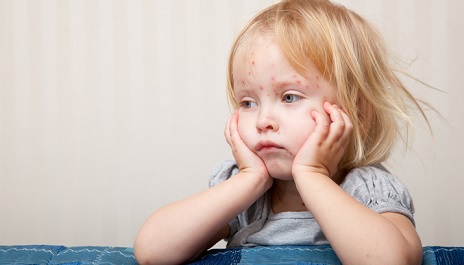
xmin=258 ymin=146 xmax=284 ymax=153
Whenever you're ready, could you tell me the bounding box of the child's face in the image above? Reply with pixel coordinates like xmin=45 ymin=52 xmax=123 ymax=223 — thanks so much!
xmin=233 ymin=37 xmax=338 ymax=180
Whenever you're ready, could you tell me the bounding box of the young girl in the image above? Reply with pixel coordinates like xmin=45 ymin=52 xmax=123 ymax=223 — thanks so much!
xmin=134 ymin=0 xmax=426 ymax=264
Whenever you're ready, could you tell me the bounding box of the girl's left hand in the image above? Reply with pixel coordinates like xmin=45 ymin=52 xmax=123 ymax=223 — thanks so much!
xmin=292 ymin=102 xmax=353 ymax=179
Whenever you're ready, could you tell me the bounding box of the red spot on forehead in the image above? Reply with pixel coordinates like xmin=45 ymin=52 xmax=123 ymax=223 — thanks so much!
xmin=259 ymin=86 xmax=263 ymax=90
xmin=252 ymin=61 xmax=256 ymax=65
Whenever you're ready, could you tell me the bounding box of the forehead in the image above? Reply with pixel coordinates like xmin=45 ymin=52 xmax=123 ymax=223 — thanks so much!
xmin=231 ymin=35 xmax=338 ymax=100
xmin=233 ymin=36 xmax=324 ymax=84
xmin=234 ymin=34 xmax=275 ymax=62
xmin=233 ymin=39 xmax=295 ymax=85
xmin=233 ymin=35 xmax=291 ymax=72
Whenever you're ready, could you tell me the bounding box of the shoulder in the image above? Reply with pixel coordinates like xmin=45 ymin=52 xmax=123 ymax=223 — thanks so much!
xmin=341 ymin=165 xmax=409 ymax=194
xmin=341 ymin=165 xmax=403 ymax=190
xmin=208 ymin=160 xmax=239 ymax=188
xmin=340 ymin=165 xmax=416 ymax=224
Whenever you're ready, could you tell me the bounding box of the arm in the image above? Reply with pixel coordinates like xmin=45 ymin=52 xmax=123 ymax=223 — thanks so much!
xmin=134 ymin=112 xmax=272 ymax=265
xmin=293 ymin=103 xmax=422 ymax=265
xmin=134 ymin=171 xmax=270 ymax=265
xmin=295 ymin=173 xmax=422 ymax=265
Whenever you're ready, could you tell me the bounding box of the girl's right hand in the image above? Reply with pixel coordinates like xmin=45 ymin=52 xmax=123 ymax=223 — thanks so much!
xmin=225 ymin=111 xmax=272 ymax=184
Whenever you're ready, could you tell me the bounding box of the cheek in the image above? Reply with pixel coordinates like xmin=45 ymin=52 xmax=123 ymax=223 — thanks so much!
xmin=295 ymin=122 xmax=315 ymax=142
xmin=287 ymin=112 xmax=316 ymax=151
xmin=237 ymin=115 xmax=255 ymax=147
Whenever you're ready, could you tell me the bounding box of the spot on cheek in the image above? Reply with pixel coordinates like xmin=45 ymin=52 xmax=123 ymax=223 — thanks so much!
xmin=259 ymin=86 xmax=263 ymax=90
xmin=251 ymin=61 xmax=256 ymax=65
xmin=296 ymin=80 xmax=301 ymax=84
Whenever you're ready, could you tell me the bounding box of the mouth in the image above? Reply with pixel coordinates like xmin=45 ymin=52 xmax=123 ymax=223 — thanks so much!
xmin=255 ymin=140 xmax=284 ymax=152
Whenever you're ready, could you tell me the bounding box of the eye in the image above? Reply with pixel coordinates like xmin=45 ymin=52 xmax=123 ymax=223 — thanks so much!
xmin=240 ymin=100 xmax=257 ymax=108
xmin=283 ymin=94 xmax=302 ymax=103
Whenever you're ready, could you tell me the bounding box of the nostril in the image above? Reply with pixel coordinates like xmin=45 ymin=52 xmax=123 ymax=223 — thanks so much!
xmin=257 ymin=116 xmax=278 ymax=132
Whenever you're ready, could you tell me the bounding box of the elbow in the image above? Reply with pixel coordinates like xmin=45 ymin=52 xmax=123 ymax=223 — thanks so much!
xmin=133 ymin=241 xmax=157 ymax=265
xmin=346 ymin=251 xmax=422 ymax=265
xmin=382 ymin=242 xmax=423 ymax=265
xmin=398 ymin=234 xmax=423 ymax=265
xmin=385 ymin=250 xmax=422 ymax=265
xmin=134 ymin=239 xmax=193 ymax=265
xmin=340 ymin=241 xmax=423 ymax=265
xmin=133 ymin=235 xmax=170 ymax=265
xmin=402 ymin=244 xmax=423 ymax=265
xmin=375 ymin=243 xmax=423 ymax=265
xmin=133 ymin=243 xmax=172 ymax=265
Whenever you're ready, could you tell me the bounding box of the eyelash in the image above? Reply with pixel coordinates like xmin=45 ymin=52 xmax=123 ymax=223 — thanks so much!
xmin=240 ymin=100 xmax=257 ymax=108
xmin=282 ymin=94 xmax=302 ymax=103
xmin=239 ymin=93 xmax=302 ymax=108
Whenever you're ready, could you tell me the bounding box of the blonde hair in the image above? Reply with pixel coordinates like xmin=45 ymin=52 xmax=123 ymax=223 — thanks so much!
xmin=227 ymin=0 xmax=429 ymax=170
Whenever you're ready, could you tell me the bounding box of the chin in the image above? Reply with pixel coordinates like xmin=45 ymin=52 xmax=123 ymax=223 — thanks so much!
xmin=264 ymin=160 xmax=294 ymax=180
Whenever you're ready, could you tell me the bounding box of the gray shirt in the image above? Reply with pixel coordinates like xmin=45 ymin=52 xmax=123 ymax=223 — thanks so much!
xmin=208 ymin=160 xmax=415 ymax=248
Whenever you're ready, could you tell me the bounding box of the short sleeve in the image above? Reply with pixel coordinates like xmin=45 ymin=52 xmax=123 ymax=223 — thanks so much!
xmin=208 ymin=160 xmax=239 ymax=188
xmin=340 ymin=165 xmax=416 ymax=226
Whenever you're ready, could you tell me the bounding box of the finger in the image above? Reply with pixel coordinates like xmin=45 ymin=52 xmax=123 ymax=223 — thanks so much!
xmin=311 ymin=109 xmax=331 ymax=141
xmin=225 ymin=112 xmax=239 ymax=147
xmin=328 ymin=103 xmax=353 ymax=139
xmin=324 ymin=103 xmax=346 ymax=141
xmin=228 ymin=112 xmax=244 ymax=149
xmin=339 ymin=109 xmax=353 ymax=142
xmin=224 ymin=114 xmax=232 ymax=146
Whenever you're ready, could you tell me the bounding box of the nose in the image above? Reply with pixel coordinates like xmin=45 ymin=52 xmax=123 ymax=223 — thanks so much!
xmin=256 ymin=109 xmax=279 ymax=133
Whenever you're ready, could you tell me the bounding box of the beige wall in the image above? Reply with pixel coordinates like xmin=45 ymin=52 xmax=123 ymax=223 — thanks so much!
xmin=0 ymin=0 xmax=463 ymax=247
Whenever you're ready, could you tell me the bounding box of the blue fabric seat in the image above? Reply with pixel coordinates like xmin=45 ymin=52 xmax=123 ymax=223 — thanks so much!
xmin=1 ymin=244 xmax=463 ymax=264
xmin=0 ymin=245 xmax=137 ymax=265
xmin=191 ymin=245 xmax=464 ymax=265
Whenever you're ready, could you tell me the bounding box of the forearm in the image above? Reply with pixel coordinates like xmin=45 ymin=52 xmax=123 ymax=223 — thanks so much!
xmin=294 ymin=172 xmax=421 ymax=265
xmin=134 ymin=172 xmax=271 ymax=265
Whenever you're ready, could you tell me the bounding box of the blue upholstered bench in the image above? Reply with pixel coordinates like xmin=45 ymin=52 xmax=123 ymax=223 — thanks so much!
xmin=1 ymin=245 xmax=463 ymax=264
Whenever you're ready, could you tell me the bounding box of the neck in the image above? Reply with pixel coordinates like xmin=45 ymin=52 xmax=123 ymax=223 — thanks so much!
xmin=270 ymin=179 xmax=307 ymax=213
